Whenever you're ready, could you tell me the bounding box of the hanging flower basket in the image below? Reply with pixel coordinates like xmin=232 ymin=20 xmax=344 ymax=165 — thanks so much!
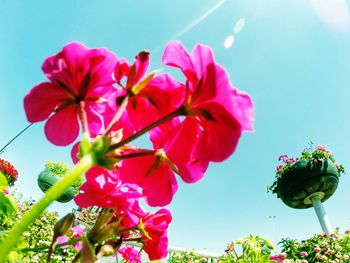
xmin=37 ymin=168 xmax=76 ymax=203
xmin=0 ymin=159 xmax=18 ymax=186
xmin=268 ymin=144 xmax=345 ymax=209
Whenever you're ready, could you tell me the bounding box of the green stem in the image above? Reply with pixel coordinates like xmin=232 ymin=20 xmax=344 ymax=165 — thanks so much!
xmin=0 ymin=154 xmax=94 ymax=261
xmin=108 ymin=106 xmax=184 ymax=152
xmin=19 ymin=237 xmax=83 ymax=253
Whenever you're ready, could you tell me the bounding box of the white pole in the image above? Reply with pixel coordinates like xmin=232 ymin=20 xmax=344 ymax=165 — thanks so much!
xmin=311 ymin=196 xmax=333 ymax=235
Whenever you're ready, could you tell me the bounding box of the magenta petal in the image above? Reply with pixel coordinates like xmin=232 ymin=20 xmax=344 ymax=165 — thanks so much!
xmin=165 ymin=118 xmax=207 ymax=183
xmin=142 ymin=163 xmax=178 ymax=206
xmin=162 ymin=41 xmax=197 ymax=83
xmin=134 ymin=51 xmax=150 ymax=84
xmin=191 ymin=44 xmax=215 ymax=79
xmin=23 ymin=82 xmax=69 ymax=122
xmin=85 ymin=103 xmax=103 ymax=135
xmin=44 ymin=105 xmax=79 ymax=146
xmin=197 ymin=117 xmax=241 ymax=162
xmin=232 ymin=89 xmax=255 ymax=132
xmin=119 ymin=155 xmax=153 ymax=186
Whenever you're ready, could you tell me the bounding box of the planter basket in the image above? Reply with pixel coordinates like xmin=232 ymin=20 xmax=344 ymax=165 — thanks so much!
xmin=276 ymin=159 xmax=339 ymax=209
xmin=37 ymin=168 xmax=76 ymax=203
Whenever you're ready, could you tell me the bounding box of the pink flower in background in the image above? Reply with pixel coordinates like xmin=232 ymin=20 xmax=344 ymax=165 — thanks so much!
xmin=300 ymin=251 xmax=308 ymax=257
xmin=162 ymin=41 xmax=254 ymax=163
xmin=269 ymin=255 xmax=283 ymax=263
xmin=24 ymin=42 xmax=118 ymax=145
xmin=139 ymin=208 xmax=172 ymax=260
xmin=56 ymin=235 xmax=69 ymax=249
xmin=117 ymin=244 xmax=141 ymax=263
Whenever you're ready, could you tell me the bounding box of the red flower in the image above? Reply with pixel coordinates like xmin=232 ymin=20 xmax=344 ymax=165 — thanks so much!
xmin=24 ymin=42 xmax=119 ymax=146
xmin=0 ymin=159 xmax=19 ymax=186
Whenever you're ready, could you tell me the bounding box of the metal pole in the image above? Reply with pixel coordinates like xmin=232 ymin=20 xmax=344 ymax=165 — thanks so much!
xmin=311 ymin=196 xmax=333 ymax=235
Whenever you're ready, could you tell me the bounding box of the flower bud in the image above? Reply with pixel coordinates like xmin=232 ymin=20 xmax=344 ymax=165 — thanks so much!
xmin=53 ymin=213 xmax=75 ymax=237
xmin=81 ymin=237 xmax=95 ymax=262
xmin=97 ymin=240 xmax=121 ymax=258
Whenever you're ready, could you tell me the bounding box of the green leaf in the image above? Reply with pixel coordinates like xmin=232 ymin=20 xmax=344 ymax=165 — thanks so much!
xmin=0 ymin=192 xmax=17 ymax=216
xmin=0 ymin=172 xmax=8 ymax=188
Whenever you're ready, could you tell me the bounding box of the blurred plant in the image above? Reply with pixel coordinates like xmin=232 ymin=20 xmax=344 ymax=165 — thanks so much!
xmin=170 ymin=250 xmax=210 ymax=263
xmin=45 ymin=161 xmax=83 ymax=192
xmin=219 ymin=235 xmax=275 ymax=263
xmin=0 ymin=159 xmax=18 ymax=186
xmin=268 ymin=143 xmax=345 ymax=194
xmin=0 ymin=192 xmax=76 ymax=262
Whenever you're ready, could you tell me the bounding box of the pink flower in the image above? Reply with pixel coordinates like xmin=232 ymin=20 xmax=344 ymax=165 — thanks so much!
xmin=24 ymin=42 xmax=118 ymax=146
xmin=276 ymin=165 xmax=283 ymax=171
xmin=119 ymin=149 xmax=178 ymax=206
xmin=139 ymin=208 xmax=172 ymax=260
xmin=313 ymin=247 xmax=321 ymax=253
xmin=269 ymin=255 xmax=283 ymax=263
xmin=278 ymin=252 xmax=287 ymax=259
xmin=71 ymin=225 xmax=84 ymax=238
xmin=278 ymin=154 xmax=288 ymax=161
xmin=108 ymin=51 xmax=184 ymax=133
xmin=162 ymin=41 xmax=254 ymax=164
xmin=300 ymin=251 xmax=308 ymax=257
xmin=56 ymin=235 xmax=69 ymax=249
xmin=117 ymin=244 xmax=141 ymax=263
xmin=74 ymin=167 xmax=142 ymax=227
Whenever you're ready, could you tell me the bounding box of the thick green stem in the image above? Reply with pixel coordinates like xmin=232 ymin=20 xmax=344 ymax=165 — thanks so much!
xmin=0 ymin=154 xmax=94 ymax=261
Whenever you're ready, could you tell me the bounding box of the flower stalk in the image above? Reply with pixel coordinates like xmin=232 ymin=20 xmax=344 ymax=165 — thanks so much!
xmin=0 ymin=153 xmax=94 ymax=261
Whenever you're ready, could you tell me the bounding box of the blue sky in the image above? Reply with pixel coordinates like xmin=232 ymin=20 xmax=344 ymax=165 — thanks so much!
xmin=1 ymin=0 xmax=350 ymax=254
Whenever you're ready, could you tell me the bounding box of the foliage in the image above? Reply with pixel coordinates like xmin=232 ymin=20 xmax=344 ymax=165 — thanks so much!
xmin=268 ymin=143 xmax=345 ymax=194
xmin=45 ymin=160 xmax=83 ymax=192
xmin=0 ymin=193 xmax=76 ymax=262
xmin=275 ymin=230 xmax=350 ymax=263
xmin=0 ymin=173 xmax=17 ymax=217
xmin=170 ymin=250 xmax=210 ymax=263
xmin=169 ymin=235 xmax=276 ymax=263
xmin=0 ymin=158 xmax=18 ymax=186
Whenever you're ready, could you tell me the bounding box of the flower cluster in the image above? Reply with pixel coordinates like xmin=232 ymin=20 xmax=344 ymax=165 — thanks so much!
xmin=268 ymin=143 xmax=344 ymax=194
xmin=116 ymin=244 xmax=141 ymax=263
xmin=0 ymin=159 xmax=18 ymax=186
xmin=22 ymin=41 xmax=254 ymax=260
xmin=276 ymin=230 xmax=350 ymax=263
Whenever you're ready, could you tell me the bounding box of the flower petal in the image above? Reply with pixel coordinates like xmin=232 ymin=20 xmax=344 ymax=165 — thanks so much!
xmin=162 ymin=41 xmax=197 ymax=83
xmin=23 ymin=82 xmax=69 ymax=122
xmin=44 ymin=104 xmax=79 ymax=146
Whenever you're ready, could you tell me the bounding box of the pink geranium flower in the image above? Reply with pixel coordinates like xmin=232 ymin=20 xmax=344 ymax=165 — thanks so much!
xmin=74 ymin=167 xmax=142 ymax=227
xmin=117 ymin=244 xmax=141 ymax=263
xmin=107 ymin=51 xmax=184 ymax=133
xmin=139 ymin=208 xmax=172 ymax=261
xmin=24 ymin=42 xmax=118 ymax=145
xmin=162 ymin=41 xmax=254 ymax=163
xmin=119 ymin=148 xmax=178 ymax=206
xmin=56 ymin=235 xmax=69 ymax=249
